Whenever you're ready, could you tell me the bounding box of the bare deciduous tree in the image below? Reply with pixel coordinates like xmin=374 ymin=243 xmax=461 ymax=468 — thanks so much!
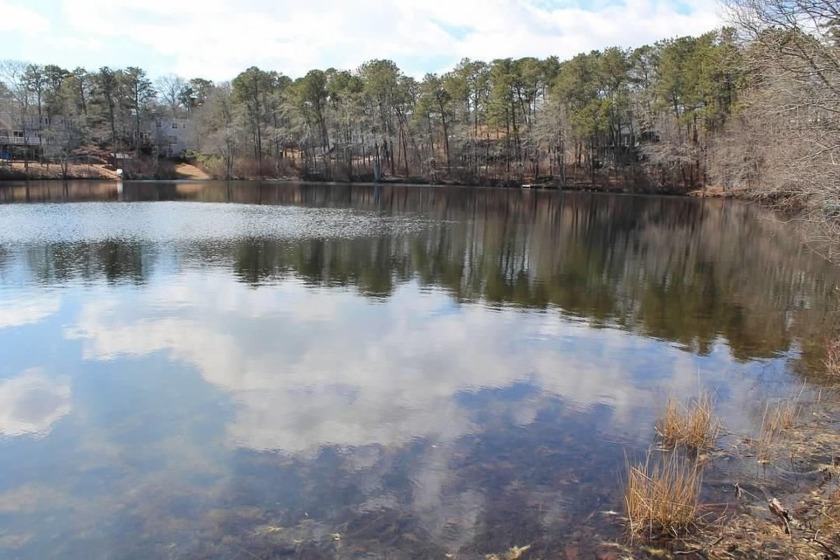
xmin=722 ymin=0 xmax=840 ymax=216
xmin=155 ymin=74 xmax=186 ymax=117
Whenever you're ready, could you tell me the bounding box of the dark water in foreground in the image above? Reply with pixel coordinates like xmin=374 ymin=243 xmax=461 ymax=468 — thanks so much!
xmin=0 ymin=181 xmax=838 ymax=558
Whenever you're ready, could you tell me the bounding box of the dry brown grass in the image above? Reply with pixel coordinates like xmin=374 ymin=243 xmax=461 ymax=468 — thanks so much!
xmin=767 ymin=400 xmax=800 ymax=433
xmin=624 ymin=452 xmax=703 ymax=539
xmin=826 ymin=337 xmax=840 ymax=376
xmin=756 ymin=396 xmax=803 ymax=464
xmin=174 ymin=162 xmax=211 ymax=180
xmin=655 ymin=392 xmax=719 ymax=451
xmin=1 ymin=161 xmax=118 ymax=179
xmin=655 ymin=400 xmax=683 ymax=447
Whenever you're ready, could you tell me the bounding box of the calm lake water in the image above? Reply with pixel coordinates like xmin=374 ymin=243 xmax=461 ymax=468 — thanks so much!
xmin=0 ymin=181 xmax=838 ymax=558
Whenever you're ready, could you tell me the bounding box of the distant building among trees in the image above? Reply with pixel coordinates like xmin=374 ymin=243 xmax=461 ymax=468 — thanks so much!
xmin=149 ymin=117 xmax=196 ymax=158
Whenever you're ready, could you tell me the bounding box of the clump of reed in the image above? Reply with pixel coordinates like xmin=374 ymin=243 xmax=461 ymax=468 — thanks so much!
xmin=624 ymin=452 xmax=703 ymax=539
xmin=655 ymin=391 xmax=719 ymax=452
xmin=756 ymin=397 xmax=803 ymax=464
xmin=766 ymin=399 xmax=800 ymax=433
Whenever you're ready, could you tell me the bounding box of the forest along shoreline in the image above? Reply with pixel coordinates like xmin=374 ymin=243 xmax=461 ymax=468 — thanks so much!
xmin=1 ymin=4 xmax=837 ymax=217
xmin=4 ymin=3 xmax=839 ymax=216
xmin=0 ymin=162 xmax=734 ymax=198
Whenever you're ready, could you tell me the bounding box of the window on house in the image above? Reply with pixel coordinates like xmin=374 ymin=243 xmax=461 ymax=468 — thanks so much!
xmin=172 ymin=122 xmax=178 ymax=129
xmin=156 ymin=121 xmax=161 ymax=128
xmin=182 ymin=124 xmax=187 ymax=129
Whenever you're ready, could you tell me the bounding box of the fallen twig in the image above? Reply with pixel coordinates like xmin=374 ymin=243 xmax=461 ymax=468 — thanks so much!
xmin=813 ymin=536 xmax=840 ymax=559
xmin=768 ymin=497 xmax=793 ymax=536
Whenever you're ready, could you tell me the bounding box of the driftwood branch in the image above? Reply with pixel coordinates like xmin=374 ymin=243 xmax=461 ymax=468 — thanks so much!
xmin=768 ymin=497 xmax=793 ymax=536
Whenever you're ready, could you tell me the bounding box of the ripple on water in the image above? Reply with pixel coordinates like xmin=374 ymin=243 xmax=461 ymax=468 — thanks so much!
xmin=0 ymin=202 xmax=434 ymax=244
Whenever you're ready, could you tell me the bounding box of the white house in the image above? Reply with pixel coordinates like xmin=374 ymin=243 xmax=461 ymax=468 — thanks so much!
xmin=0 ymin=111 xmax=38 ymax=149
xmin=0 ymin=111 xmax=78 ymax=159
xmin=150 ymin=118 xmax=196 ymax=157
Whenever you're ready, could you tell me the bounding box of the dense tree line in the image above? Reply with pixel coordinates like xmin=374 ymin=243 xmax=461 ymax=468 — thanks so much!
xmin=193 ymin=38 xmax=744 ymax=191
xmin=0 ymin=32 xmax=742 ymax=190
xmin=1 ymin=0 xmax=838 ymax=212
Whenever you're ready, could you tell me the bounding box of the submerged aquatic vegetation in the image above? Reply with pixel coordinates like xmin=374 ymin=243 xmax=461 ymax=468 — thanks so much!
xmin=624 ymin=451 xmax=703 ymax=540
xmin=655 ymin=392 xmax=719 ymax=452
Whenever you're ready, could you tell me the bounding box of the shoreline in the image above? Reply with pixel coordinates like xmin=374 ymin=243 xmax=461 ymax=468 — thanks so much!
xmin=0 ymin=173 xmax=701 ymax=197
xmin=672 ymin=386 xmax=840 ymax=559
xmin=0 ymin=161 xmax=739 ymax=198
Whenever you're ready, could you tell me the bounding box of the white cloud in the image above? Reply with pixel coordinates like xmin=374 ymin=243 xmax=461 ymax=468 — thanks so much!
xmin=46 ymin=0 xmax=722 ymax=80
xmin=0 ymin=1 xmax=50 ymax=34
xmin=0 ymin=296 xmax=61 ymax=330
xmin=0 ymin=369 xmax=71 ymax=438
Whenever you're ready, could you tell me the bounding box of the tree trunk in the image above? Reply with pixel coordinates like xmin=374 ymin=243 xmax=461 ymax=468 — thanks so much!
xmin=441 ymin=112 xmax=451 ymax=173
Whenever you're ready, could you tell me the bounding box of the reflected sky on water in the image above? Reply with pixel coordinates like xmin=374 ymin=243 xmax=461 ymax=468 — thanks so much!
xmin=0 ymin=181 xmax=838 ymax=558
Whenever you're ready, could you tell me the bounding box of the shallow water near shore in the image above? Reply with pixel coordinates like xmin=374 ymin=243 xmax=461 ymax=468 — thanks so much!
xmin=0 ymin=181 xmax=838 ymax=558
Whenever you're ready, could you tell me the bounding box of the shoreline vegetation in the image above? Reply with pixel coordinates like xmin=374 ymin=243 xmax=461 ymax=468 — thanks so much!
xmin=0 ymin=162 xmax=743 ymax=206
xmin=1 ymin=1 xmax=838 ymax=230
xmin=0 ymin=159 xmax=740 ymax=201
xmin=0 ymin=159 xmax=737 ymax=196
xmin=615 ymin=379 xmax=840 ymax=559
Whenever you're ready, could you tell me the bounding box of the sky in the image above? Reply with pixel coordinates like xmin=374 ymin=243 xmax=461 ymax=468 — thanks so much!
xmin=1 ymin=0 xmax=723 ymax=82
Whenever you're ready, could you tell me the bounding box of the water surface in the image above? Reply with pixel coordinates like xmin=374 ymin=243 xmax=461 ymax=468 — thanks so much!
xmin=0 ymin=181 xmax=837 ymax=558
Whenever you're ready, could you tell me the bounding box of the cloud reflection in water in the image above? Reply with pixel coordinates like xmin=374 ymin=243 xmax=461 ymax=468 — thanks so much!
xmin=0 ymin=369 xmax=71 ymax=438
xmin=64 ymin=271 xmax=733 ymax=455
